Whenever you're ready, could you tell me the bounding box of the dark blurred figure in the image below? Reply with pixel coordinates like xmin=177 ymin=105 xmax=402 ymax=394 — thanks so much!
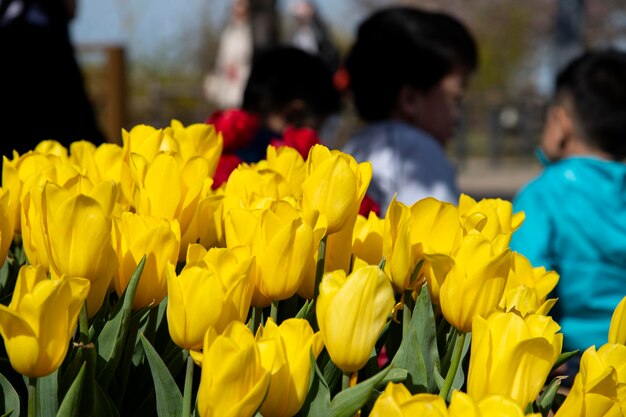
xmin=342 ymin=6 xmax=478 ymax=213
xmin=238 ymin=45 xmax=340 ymax=162
xmin=0 ymin=0 xmax=105 ymax=157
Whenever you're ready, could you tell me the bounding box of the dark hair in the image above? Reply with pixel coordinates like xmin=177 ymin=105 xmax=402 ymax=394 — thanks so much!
xmin=345 ymin=7 xmax=478 ymax=121
xmin=556 ymin=49 xmax=626 ymax=159
xmin=242 ymin=46 xmax=340 ymax=124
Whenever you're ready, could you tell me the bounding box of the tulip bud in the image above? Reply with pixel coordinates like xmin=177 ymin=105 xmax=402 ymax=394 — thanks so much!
xmin=352 ymin=212 xmax=384 ymax=266
xmin=468 ymin=311 xmax=563 ymax=407
xmin=448 ymin=391 xmax=542 ymax=417
xmin=458 ymin=194 xmax=525 ymax=244
xmin=609 ymin=296 xmax=626 ymax=345
xmin=256 ymin=318 xmax=323 ymax=417
xmin=0 ymin=265 xmax=90 ymax=377
xmin=198 ymin=321 xmax=270 ymax=417
xmin=317 ymin=265 xmax=394 ymax=372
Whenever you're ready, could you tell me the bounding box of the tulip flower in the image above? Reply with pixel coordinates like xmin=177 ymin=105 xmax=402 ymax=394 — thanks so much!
xmin=113 ymin=212 xmax=181 ymax=309
xmin=352 ymin=211 xmax=384 ymax=266
xmin=438 ymin=233 xmax=511 ymax=332
xmin=0 ymin=188 xmax=15 ymax=266
xmin=302 ymin=145 xmax=371 ymax=234
xmin=222 ymin=164 xmax=292 ymax=215
xmin=609 ymin=296 xmax=626 ymax=345
xmin=555 ymin=343 xmax=626 ymax=417
xmin=263 ymin=145 xmax=306 ymax=198
xmin=122 ymin=124 xmax=173 ymax=162
xmin=369 ymin=382 xmax=448 ymax=417
xmin=448 ymin=391 xmax=541 ymax=417
xmin=225 ymin=201 xmax=315 ymax=304
xmin=166 ymin=247 xmax=254 ymax=350
xmin=0 ymin=265 xmax=90 ymax=377
xmin=317 ymin=265 xmax=394 ymax=372
xmin=23 ymin=180 xmax=118 ymax=317
xmin=198 ymin=321 xmax=270 ymax=417
xmin=468 ymin=311 xmax=563 ymax=408
xmin=167 ymin=119 xmax=222 ymax=175
xmin=499 ymin=252 xmax=559 ymax=317
xmin=256 ymin=318 xmax=324 ymax=417
xmin=458 ymin=194 xmax=525 ymax=244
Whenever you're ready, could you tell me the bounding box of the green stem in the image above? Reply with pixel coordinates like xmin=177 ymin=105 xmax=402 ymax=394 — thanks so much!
xmin=270 ymin=300 xmax=279 ymax=324
xmin=28 ymin=377 xmax=36 ymax=417
xmin=439 ymin=331 xmax=467 ymax=401
xmin=313 ymin=235 xmax=328 ymax=301
xmin=402 ymin=290 xmax=413 ymax=339
xmin=342 ymin=372 xmax=350 ymax=391
xmin=79 ymin=301 xmax=89 ymax=344
xmin=250 ymin=306 xmax=263 ymax=334
xmin=182 ymin=352 xmax=195 ymax=417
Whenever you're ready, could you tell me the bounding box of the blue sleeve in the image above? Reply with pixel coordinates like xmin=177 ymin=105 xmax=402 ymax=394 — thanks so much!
xmin=509 ymin=185 xmax=554 ymax=271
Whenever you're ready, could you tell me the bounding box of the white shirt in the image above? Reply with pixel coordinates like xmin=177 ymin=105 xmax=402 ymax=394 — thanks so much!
xmin=342 ymin=121 xmax=459 ymax=214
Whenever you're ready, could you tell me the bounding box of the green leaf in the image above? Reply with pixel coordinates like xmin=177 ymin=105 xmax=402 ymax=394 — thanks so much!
xmin=295 ymin=355 xmax=330 ymax=417
xmin=380 ymin=368 xmax=408 ymax=386
xmin=391 ymin=284 xmax=439 ymax=393
xmin=93 ymin=381 xmax=121 ymax=417
xmin=552 ymin=350 xmax=580 ymax=371
xmin=140 ymin=334 xmax=183 ymax=417
xmin=56 ymin=363 xmax=87 ymax=417
xmin=535 ymin=376 xmax=568 ymax=417
xmin=36 ymin=369 xmax=58 ymax=417
xmin=320 ymin=350 xmax=342 ymax=396
xmin=96 ymin=255 xmax=146 ymax=388
xmin=328 ymin=367 xmax=391 ymax=417
xmin=0 ymin=372 xmax=20 ymax=417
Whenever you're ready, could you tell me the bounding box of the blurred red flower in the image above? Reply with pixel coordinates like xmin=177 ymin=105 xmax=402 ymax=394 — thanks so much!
xmin=212 ymin=154 xmax=243 ymax=189
xmin=270 ymin=126 xmax=320 ymax=159
xmin=206 ymin=109 xmax=260 ymax=152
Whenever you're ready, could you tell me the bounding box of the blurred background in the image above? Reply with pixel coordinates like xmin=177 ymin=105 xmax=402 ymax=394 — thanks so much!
xmin=70 ymin=0 xmax=626 ymax=198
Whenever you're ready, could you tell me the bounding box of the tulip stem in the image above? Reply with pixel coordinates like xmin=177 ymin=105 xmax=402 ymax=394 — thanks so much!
xmin=79 ymin=301 xmax=89 ymax=344
xmin=28 ymin=377 xmax=36 ymax=417
xmin=313 ymin=235 xmax=328 ymax=301
xmin=342 ymin=372 xmax=350 ymax=391
xmin=439 ymin=331 xmax=467 ymax=401
xmin=402 ymin=290 xmax=414 ymax=338
xmin=250 ymin=306 xmax=263 ymax=334
xmin=270 ymin=300 xmax=279 ymax=324
xmin=182 ymin=352 xmax=194 ymax=417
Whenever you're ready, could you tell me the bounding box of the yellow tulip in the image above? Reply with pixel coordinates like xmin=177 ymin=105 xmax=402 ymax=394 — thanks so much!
xmin=383 ymin=198 xmax=419 ymax=291
xmin=256 ymin=318 xmax=324 ymax=417
xmin=499 ymin=252 xmax=559 ymax=317
xmin=609 ymin=296 xmax=626 ymax=345
xmin=448 ymin=391 xmax=541 ymax=417
xmin=0 ymin=265 xmax=90 ymax=377
xmin=198 ymin=321 xmax=270 ymax=417
xmin=167 ymin=120 xmax=222 ymax=175
xmin=113 ymin=212 xmax=181 ymax=309
xmin=302 ymin=145 xmax=371 ymax=234
xmin=458 ymin=194 xmax=525 ymax=243
xmin=28 ymin=181 xmax=118 ymax=317
xmin=370 ymin=383 xmax=449 ymax=417
xmin=132 ymin=151 xmax=220 ymax=260
xmin=166 ymin=247 xmax=254 ymax=350
xmin=352 ymin=212 xmax=384 ymax=266
xmin=0 ymin=188 xmax=15 ymax=266
xmin=555 ymin=343 xmax=626 ymax=417
xmin=122 ymin=124 xmax=172 ymax=162
xmin=35 ymin=140 xmax=69 ymax=159
xmin=225 ymin=201 xmax=315 ymax=303
xmin=317 ymin=265 xmax=394 ymax=372
xmin=222 ymin=164 xmax=292 ymax=215
xmin=438 ymin=233 xmax=511 ymax=332
xmin=264 ymin=145 xmax=306 ymax=198
xmin=468 ymin=311 xmax=563 ymax=408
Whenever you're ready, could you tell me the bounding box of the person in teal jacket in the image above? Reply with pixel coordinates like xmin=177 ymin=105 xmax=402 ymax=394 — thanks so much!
xmin=510 ymin=49 xmax=626 ymax=356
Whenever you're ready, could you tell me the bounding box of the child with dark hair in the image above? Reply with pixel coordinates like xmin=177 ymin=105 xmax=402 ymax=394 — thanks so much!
xmin=511 ymin=49 xmax=626 ymax=355
xmin=342 ymin=6 xmax=478 ymax=212
xmin=207 ymin=45 xmax=340 ymax=187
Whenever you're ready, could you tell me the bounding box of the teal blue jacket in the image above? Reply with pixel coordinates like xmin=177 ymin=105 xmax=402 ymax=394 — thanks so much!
xmin=510 ymin=156 xmax=626 ymax=352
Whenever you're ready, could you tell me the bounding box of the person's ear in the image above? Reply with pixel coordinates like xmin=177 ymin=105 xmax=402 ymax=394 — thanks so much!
xmin=552 ymin=105 xmax=575 ymax=150
xmin=395 ymin=85 xmax=423 ymax=122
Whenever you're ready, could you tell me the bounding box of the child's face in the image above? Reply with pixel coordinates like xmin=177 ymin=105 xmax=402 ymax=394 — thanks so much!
xmin=409 ymin=69 xmax=468 ymax=145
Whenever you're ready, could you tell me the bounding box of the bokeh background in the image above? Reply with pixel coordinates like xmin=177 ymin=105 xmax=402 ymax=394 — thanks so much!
xmin=70 ymin=0 xmax=626 ymax=198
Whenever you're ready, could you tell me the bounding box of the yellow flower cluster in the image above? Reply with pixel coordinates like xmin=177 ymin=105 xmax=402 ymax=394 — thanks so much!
xmin=0 ymin=121 xmax=624 ymax=417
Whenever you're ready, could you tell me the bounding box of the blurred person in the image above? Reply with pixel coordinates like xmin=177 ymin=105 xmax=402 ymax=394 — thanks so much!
xmin=207 ymin=46 xmax=340 ymax=186
xmin=342 ymin=6 xmax=478 ymax=213
xmin=204 ymin=0 xmax=253 ymax=109
xmin=0 ymin=0 xmax=106 ymax=157
xmin=511 ymin=50 xmax=626 ymax=358
xmin=288 ymin=0 xmax=339 ymax=72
